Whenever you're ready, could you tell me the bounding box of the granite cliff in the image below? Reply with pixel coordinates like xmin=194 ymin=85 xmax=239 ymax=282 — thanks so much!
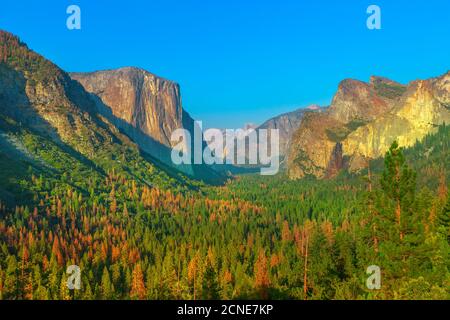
xmin=70 ymin=68 xmax=193 ymax=149
xmin=288 ymin=72 xmax=450 ymax=179
xmin=0 ymin=30 xmax=223 ymax=184
xmin=69 ymin=68 xmax=223 ymax=180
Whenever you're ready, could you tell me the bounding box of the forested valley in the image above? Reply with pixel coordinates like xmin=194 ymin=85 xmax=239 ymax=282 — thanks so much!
xmin=0 ymin=124 xmax=448 ymax=300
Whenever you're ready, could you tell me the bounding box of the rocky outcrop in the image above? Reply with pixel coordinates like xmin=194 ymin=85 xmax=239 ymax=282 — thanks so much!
xmin=326 ymin=142 xmax=345 ymax=178
xmin=0 ymin=30 xmax=224 ymax=184
xmin=0 ymin=31 xmax=112 ymax=158
xmin=288 ymin=71 xmax=450 ymax=179
xmin=70 ymin=68 xmax=190 ymax=148
xmin=287 ymin=111 xmax=341 ymax=178
xmin=328 ymin=79 xmax=397 ymax=123
xmin=343 ymin=74 xmax=450 ymax=167
xmin=69 ymin=68 xmax=224 ymax=181
xmin=258 ymin=105 xmax=324 ymax=157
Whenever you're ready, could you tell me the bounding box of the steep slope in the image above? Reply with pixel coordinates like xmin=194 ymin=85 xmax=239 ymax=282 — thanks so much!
xmin=368 ymin=123 xmax=449 ymax=189
xmin=342 ymin=73 xmax=450 ymax=171
xmin=70 ymin=68 xmax=190 ymax=148
xmin=288 ymin=72 xmax=450 ymax=179
xmin=0 ymin=30 xmax=201 ymax=202
xmin=0 ymin=34 xmax=102 ymax=158
xmin=258 ymin=105 xmax=325 ymax=157
xmin=328 ymin=77 xmax=405 ymax=123
xmin=287 ymin=111 xmax=343 ymax=178
xmin=70 ymin=68 xmax=224 ymax=182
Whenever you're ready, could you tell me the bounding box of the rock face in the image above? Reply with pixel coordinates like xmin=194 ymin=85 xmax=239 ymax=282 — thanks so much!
xmin=258 ymin=105 xmax=325 ymax=158
xmin=0 ymin=31 xmax=112 ymax=158
xmin=0 ymin=30 xmax=224 ymax=184
xmin=328 ymin=77 xmax=403 ymax=123
xmin=69 ymin=68 xmax=221 ymax=179
xmin=288 ymin=71 xmax=450 ymax=179
xmin=70 ymin=68 xmax=191 ymax=148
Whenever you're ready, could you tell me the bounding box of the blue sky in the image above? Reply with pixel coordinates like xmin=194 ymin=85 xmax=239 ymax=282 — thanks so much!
xmin=1 ymin=0 xmax=449 ymax=128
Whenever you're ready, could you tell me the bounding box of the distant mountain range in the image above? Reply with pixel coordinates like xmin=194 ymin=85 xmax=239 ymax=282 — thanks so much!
xmin=1 ymin=29 xmax=448 ymax=187
xmin=257 ymin=105 xmax=325 ymax=159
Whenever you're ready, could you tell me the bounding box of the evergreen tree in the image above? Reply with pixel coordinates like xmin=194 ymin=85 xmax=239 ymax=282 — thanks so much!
xmin=4 ymin=256 xmax=18 ymax=299
xmin=100 ymin=267 xmax=115 ymax=299
xmin=59 ymin=274 xmax=71 ymax=300
xmin=130 ymin=264 xmax=146 ymax=300
xmin=437 ymin=196 xmax=450 ymax=244
xmin=201 ymin=262 xmax=220 ymax=300
xmin=254 ymin=249 xmax=270 ymax=299
xmin=379 ymin=141 xmax=417 ymax=241
xmin=83 ymin=282 xmax=94 ymax=300
xmin=373 ymin=142 xmax=433 ymax=295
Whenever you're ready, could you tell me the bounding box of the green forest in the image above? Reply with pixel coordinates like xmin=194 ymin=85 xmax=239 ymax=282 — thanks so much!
xmin=0 ymin=29 xmax=449 ymax=301
xmin=0 ymin=122 xmax=448 ymax=300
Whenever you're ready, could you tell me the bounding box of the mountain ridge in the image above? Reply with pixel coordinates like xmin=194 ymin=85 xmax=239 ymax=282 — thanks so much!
xmin=257 ymin=105 xmax=326 ymax=160
xmin=287 ymin=71 xmax=450 ymax=179
xmin=0 ymin=30 xmax=223 ymax=193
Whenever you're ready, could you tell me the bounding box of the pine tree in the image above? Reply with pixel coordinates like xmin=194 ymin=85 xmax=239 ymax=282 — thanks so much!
xmin=0 ymin=266 xmax=4 ymax=300
xmin=101 ymin=267 xmax=115 ymax=299
xmin=4 ymin=256 xmax=18 ymax=299
xmin=374 ymin=142 xmax=425 ymax=290
xmin=130 ymin=264 xmax=146 ymax=300
xmin=160 ymin=253 xmax=178 ymax=299
xmin=34 ymin=285 xmax=49 ymax=300
xmin=47 ymin=258 xmax=60 ymax=299
xmin=437 ymin=196 xmax=450 ymax=244
xmin=83 ymin=282 xmax=94 ymax=300
xmin=24 ymin=272 xmax=33 ymax=300
xmin=281 ymin=220 xmax=292 ymax=242
xmin=201 ymin=261 xmax=220 ymax=300
xmin=188 ymin=254 xmax=200 ymax=300
xmin=59 ymin=274 xmax=71 ymax=300
xmin=19 ymin=246 xmax=31 ymax=299
xmin=254 ymin=249 xmax=270 ymax=299
xmin=379 ymin=141 xmax=417 ymax=241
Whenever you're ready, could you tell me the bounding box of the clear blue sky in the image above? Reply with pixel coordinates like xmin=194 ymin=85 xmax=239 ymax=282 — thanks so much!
xmin=1 ymin=0 xmax=449 ymax=128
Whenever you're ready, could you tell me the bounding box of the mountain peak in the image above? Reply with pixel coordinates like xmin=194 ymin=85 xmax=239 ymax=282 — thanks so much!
xmin=337 ymin=78 xmax=368 ymax=91
xmin=0 ymin=30 xmax=25 ymax=49
xmin=369 ymin=75 xmax=403 ymax=87
xmin=329 ymin=78 xmax=391 ymax=123
xmin=288 ymin=71 xmax=450 ymax=179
